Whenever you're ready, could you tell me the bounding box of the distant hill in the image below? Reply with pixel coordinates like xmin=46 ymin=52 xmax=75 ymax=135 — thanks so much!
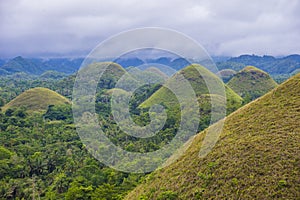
xmin=0 ymin=56 xmax=83 ymax=75
xmin=114 ymin=54 xmax=300 ymax=75
xmin=114 ymin=57 xmax=145 ymax=68
xmin=87 ymin=62 xmax=126 ymax=90
xmin=39 ymin=71 xmax=67 ymax=79
xmin=126 ymin=73 xmax=300 ymax=200
xmin=217 ymin=54 xmax=300 ymax=75
xmin=216 ymin=69 xmax=237 ymax=83
xmin=146 ymin=57 xmax=172 ymax=66
xmin=227 ymin=66 xmax=278 ymax=101
xmin=2 ymin=87 xmax=70 ymax=112
xmin=0 ymin=56 xmax=44 ymax=75
xmin=1 ymin=54 xmax=299 ymax=77
xmin=145 ymin=67 xmax=169 ymax=79
xmin=54 ymin=62 xmax=127 ymax=98
xmin=114 ymin=56 xmax=191 ymax=70
xmin=42 ymin=58 xmax=83 ymax=74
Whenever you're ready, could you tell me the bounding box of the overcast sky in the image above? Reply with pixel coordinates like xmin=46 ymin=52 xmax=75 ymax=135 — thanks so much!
xmin=0 ymin=0 xmax=299 ymax=58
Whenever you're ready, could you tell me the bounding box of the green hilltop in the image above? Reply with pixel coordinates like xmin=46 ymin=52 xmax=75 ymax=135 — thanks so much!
xmin=2 ymin=87 xmax=70 ymax=112
xmin=126 ymin=73 xmax=300 ymax=199
xmin=54 ymin=62 xmax=127 ymax=98
xmin=140 ymin=64 xmax=243 ymax=115
xmin=227 ymin=66 xmax=278 ymax=101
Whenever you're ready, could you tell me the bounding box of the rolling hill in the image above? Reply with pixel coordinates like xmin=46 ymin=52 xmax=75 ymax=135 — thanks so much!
xmin=140 ymin=64 xmax=243 ymax=115
xmin=227 ymin=66 xmax=278 ymax=101
xmin=126 ymin=73 xmax=300 ymax=200
xmin=2 ymin=87 xmax=70 ymax=112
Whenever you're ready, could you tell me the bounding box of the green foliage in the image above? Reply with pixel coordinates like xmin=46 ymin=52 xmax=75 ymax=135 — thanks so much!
xmin=0 ymin=146 xmax=13 ymax=160
xmin=0 ymin=102 xmax=143 ymax=199
xmin=277 ymin=180 xmax=288 ymax=188
xmin=44 ymin=104 xmax=72 ymax=122
xmin=40 ymin=70 xmax=67 ymax=79
xmin=65 ymin=184 xmax=93 ymax=200
xmin=91 ymin=184 xmax=119 ymax=200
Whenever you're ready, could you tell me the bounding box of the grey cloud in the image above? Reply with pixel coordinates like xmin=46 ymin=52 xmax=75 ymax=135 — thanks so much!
xmin=0 ymin=0 xmax=299 ymax=57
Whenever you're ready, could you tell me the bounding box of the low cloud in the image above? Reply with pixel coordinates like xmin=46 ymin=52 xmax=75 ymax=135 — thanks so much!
xmin=0 ymin=0 xmax=299 ymax=57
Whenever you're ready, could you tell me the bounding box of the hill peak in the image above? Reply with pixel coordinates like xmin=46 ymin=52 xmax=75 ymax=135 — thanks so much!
xmin=242 ymin=65 xmax=266 ymax=73
xmin=228 ymin=66 xmax=277 ymax=101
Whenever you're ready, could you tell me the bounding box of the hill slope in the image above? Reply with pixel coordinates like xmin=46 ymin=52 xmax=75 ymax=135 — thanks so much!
xmin=126 ymin=73 xmax=300 ymax=199
xmin=227 ymin=66 xmax=278 ymax=101
xmin=2 ymin=87 xmax=70 ymax=112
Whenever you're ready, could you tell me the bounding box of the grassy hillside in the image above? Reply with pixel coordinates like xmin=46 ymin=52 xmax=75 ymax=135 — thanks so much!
xmin=126 ymin=73 xmax=300 ymax=199
xmin=227 ymin=66 xmax=278 ymax=101
xmin=2 ymin=87 xmax=70 ymax=112
xmin=140 ymin=64 xmax=243 ymax=115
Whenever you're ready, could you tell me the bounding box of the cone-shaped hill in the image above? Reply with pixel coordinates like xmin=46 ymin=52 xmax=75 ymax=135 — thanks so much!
xmin=2 ymin=87 xmax=70 ymax=112
xmin=227 ymin=66 xmax=278 ymax=101
xmin=55 ymin=62 xmax=127 ymax=98
xmin=126 ymin=73 xmax=300 ymax=199
xmin=140 ymin=64 xmax=243 ymax=115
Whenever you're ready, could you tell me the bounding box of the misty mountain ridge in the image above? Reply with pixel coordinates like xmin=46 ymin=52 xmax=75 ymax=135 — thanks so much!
xmin=0 ymin=54 xmax=299 ymax=79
